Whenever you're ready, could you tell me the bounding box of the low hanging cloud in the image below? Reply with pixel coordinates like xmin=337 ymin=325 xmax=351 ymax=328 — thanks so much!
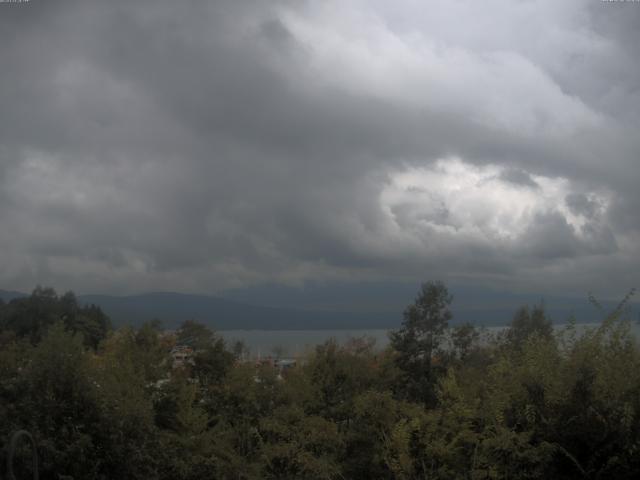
xmin=0 ymin=0 xmax=638 ymax=296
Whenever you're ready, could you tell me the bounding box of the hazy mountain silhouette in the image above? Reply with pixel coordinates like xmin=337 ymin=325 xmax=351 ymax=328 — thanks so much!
xmin=2 ymin=286 xmax=636 ymax=330
xmin=78 ymin=292 xmax=397 ymax=330
xmin=221 ymin=282 xmax=638 ymax=327
xmin=0 ymin=289 xmax=27 ymax=302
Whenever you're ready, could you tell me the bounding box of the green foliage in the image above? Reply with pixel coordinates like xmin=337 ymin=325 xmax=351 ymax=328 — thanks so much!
xmin=390 ymin=280 xmax=453 ymax=404
xmin=504 ymin=304 xmax=553 ymax=351
xmin=450 ymin=321 xmax=481 ymax=361
xmin=259 ymin=405 xmax=343 ymax=479
xmin=176 ymin=319 xmax=216 ymax=350
xmin=304 ymin=338 xmax=381 ymax=422
xmin=1 ymin=284 xmax=640 ymax=479
xmin=192 ymin=337 xmax=235 ymax=386
xmin=345 ymin=390 xmax=422 ymax=479
xmin=0 ymin=287 xmax=111 ymax=348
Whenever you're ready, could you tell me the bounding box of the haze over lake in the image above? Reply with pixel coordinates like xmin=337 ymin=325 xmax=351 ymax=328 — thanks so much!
xmin=221 ymin=322 xmax=640 ymax=358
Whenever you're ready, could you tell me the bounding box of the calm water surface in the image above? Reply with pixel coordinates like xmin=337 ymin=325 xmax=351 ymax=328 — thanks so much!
xmin=220 ymin=322 xmax=640 ymax=358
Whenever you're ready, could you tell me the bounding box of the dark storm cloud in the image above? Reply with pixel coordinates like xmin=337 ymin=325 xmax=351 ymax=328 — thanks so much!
xmin=565 ymin=193 xmax=599 ymax=218
xmin=0 ymin=0 xmax=638 ymax=296
xmin=523 ymin=212 xmax=592 ymax=260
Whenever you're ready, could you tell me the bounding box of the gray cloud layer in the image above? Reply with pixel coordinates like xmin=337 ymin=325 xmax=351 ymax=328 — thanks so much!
xmin=0 ymin=0 xmax=638 ymax=296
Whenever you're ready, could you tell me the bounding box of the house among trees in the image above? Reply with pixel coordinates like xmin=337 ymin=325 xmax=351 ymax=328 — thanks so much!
xmin=275 ymin=358 xmax=297 ymax=374
xmin=170 ymin=345 xmax=194 ymax=369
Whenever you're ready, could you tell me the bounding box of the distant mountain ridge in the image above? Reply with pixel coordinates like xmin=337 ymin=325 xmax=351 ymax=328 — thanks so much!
xmin=2 ymin=286 xmax=637 ymax=330
xmin=78 ymin=292 xmax=397 ymax=330
xmin=221 ymin=282 xmax=639 ymax=328
xmin=4 ymin=288 xmax=400 ymax=330
xmin=0 ymin=289 xmax=27 ymax=302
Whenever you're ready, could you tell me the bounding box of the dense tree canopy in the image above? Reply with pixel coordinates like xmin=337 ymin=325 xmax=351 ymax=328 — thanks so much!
xmin=1 ymin=284 xmax=639 ymax=479
xmin=505 ymin=304 xmax=553 ymax=350
xmin=0 ymin=287 xmax=111 ymax=348
xmin=389 ymin=281 xmax=453 ymax=404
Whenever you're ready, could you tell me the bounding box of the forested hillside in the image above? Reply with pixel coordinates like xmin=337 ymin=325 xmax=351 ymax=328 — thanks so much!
xmin=1 ymin=284 xmax=639 ymax=479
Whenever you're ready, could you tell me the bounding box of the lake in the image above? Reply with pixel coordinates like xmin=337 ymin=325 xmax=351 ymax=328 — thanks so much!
xmin=220 ymin=322 xmax=640 ymax=358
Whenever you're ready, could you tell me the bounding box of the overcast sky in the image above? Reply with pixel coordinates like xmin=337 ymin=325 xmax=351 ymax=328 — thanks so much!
xmin=1 ymin=0 xmax=639 ymax=298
